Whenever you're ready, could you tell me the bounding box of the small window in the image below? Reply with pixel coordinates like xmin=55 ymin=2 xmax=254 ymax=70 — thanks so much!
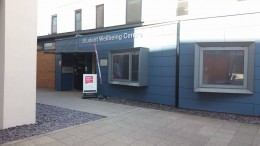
xmin=75 ymin=9 xmax=82 ymax=31
xmin=96 ymin=4 xmax=104 ymax=28
xmin=43 ymin=42 xmax=55 ymax=50
xmin=37 ymin=43 xmax=43 ymax=50
xmin=176 ymin=0 xmax=188 ymax=16
xmin=194 ymin=42 xmax=255 ymax=94
xmin=126 ymin=0 xmax=142 ymax=24
xmin=108 ymin=47 xmax=148 ymax=87
xmin=51 ymin=15 xmax=57 ymax=34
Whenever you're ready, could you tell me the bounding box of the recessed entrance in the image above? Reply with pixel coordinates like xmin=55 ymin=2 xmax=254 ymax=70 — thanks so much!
xmin=61 ymin=53 xmax=96 ymax=91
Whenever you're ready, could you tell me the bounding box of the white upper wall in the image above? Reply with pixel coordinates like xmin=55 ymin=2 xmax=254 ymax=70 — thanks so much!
xmin=0 ymin=0 xmax=5 ymax=128
xmin=37 ymin=0 xmax=177 ymax=36
xmin=187 ymin=0 xmax=259 ymax=18
xmin=37 ymin=0 xmax=260 ymax=36
xmin=180 ymin=13 xmax=260 ymax=42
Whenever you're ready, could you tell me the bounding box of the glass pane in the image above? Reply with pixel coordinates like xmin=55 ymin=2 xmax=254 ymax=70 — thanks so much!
xmin=126 ymin=0 xmax=141 ymax=23
xmin=132 ymin=52 xmax=139 ymax=81
xmin=75 ymin=12 xmax=81 ymax=21
xmin=52 ymin=16 xmax=57 ymax=25
xmin=203 ymin=50 xmax=244 ymax=86
xmin=75 ymin=22 xmax=81 ymax=30
xmin=52 ymin=25 xmax=57 ymax=33
xmin=113 ymin=54 xmax=129 ymax=80
xmin=52 ymin=16 xmax=57 ymax=33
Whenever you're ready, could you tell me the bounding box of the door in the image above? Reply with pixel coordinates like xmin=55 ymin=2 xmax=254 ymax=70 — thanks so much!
xmin=73 ymin=54 xmax=85 ymax=90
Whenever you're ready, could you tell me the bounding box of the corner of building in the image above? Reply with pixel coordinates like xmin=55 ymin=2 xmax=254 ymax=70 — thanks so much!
xmin=0 ymin=0 xmax=37 ymax=129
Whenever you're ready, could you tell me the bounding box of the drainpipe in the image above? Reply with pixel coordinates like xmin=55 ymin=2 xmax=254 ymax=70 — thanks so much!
xmin=175 ymin=21 xmax=180 ymax=108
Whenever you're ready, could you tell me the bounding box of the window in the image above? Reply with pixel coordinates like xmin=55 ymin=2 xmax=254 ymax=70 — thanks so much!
xmin=51 ymin=15 xmax=57 ymax=34
xmin=126 ymin=0 xmax=142 ymax=24
xmin=176 ymin=0 xmax=188 ymax=16
xmin=43 ymin=42 xmax=55 ymax=50
xmin=37 ymin=43 xmax=43 ymax=50
xmin=108 ymin=47 xmax=148 ymax=87
xmin=75 ymin=9 xmax=82 ymax=31
xmin=96 ymin=4 xmax=104 ymax=28
xmin=194 ymin=42 xmax=255 ymax=94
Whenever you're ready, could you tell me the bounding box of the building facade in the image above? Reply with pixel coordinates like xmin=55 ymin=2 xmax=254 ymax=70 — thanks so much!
xmin=37 ymin=0 xmax=260 ymax=116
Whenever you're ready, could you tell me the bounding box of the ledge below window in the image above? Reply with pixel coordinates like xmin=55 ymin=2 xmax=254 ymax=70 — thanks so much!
xmin=110 ymin=80 xmax=145 ymax=87
xmin=195 ymin=88 xmax=253 ymax=94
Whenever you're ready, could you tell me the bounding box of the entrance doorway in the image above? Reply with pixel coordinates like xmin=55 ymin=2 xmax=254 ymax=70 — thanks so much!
xmin=60 ymin=53 xmax=96 ymax=91
xmin=73 ymin=54 xmax=85 ymax=90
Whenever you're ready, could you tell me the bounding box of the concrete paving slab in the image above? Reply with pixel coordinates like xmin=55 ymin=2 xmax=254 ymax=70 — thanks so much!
xmin=2 ymin=89 xmax=260 ymax=146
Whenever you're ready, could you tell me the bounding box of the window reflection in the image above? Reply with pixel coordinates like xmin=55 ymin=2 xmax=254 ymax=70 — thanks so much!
xmin=113 ymin=54 xmax=129 ymax=80
xmin=203 ymin=50 xmax=244 ymax=86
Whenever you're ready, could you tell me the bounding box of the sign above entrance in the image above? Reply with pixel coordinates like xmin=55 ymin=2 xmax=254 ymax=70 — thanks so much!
xmin=79 ymin=30 xmax=143 ymax=46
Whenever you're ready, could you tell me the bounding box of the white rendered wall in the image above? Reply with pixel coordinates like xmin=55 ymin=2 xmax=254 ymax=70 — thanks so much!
xmin=0 ymin=0 xmax=37 ymax=129
xmin=37 ymin=0 xmax=260 ymax=36
xmin=181 ymin=0 xmax=259 ymax=19
xmin=180 ymin=13 xmax=260 ymax=43
xmin=37 ymin=0 xmax=177 ymax=36
xmin=0 ymin=0 xmax=5 ymax=129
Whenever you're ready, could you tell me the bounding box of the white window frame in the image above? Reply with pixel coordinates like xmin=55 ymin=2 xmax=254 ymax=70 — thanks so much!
xmin=194 ymin=42 xmax=254 ymax=94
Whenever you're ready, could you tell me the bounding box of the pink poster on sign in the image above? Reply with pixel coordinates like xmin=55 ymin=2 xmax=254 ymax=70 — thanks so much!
xmin=85 ymin=76 xmax=93 ymax=84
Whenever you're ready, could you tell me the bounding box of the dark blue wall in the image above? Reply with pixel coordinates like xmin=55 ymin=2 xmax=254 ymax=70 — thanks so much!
xmin=55 ymin=54 xmax=62 ymax=91
xmin=55 ymin=23 xmax=178 ymax=105
xmin=179 ymin=42 xmax=260 ymax=116
xmin=54 ymin=20 xmax=260 ymax=116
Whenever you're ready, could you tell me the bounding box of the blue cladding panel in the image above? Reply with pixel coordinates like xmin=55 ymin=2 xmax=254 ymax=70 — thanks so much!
xmin=222 ymin=93 xmax=260 ymax=104
xmin=179 ymin=88 xmax=195 ymax=98
xmin=150 ymin=48 xmax=163 ymax=57
xmin=179 ymin=77 xmax=193 ymax=89
xmin=255 ymin=67 xmax=260 ymax=79
xmin=180 ymin=43 xmax=195 ymax=54
xmin=55 ymin=78 xmax=61 ymax=91
xmin=179 ymin=88 xmax=222 ymax=101
xmin=253 ymin=105 xmax=260 ymax=116
xmin=149 ymin=76 xmax=175 ymax=86
xmin=162 ymin=86 xmax=175 ymax=96
xmin=255 ymin=43 xmax=260 ymax=54
xmin=149 ymin=67 xmax=162 ymax=76
xmin=254 ymin=80 xmax=260 ymax=93
xmin=61 ymin=73 xmax=74 ymax=91
xmin=180 ymin=66 xmax=194 ymax=77
xmin=147 ymin=86 xmax=163 ymax=95
xmin=145 ymin=94 xmax=175 ymax=105
xmin=162 ymin=67 xmax=176 ymax=77
xmin=255 ymin=54 xmax=260 ymax=66
xmin=55 ymin=55 xmax=62 ymax=91
xmin=163 ymin=46 xmax=176 ymax=56
xmin=180 ymin=54 xmax=194 ymax=66
xmin=149 ymin=56 xmax=176 ymax=67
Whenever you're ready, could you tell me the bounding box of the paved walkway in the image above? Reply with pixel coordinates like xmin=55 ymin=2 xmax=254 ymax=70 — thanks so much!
xmin=2 ymin=89 xmax=260 ymax=146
